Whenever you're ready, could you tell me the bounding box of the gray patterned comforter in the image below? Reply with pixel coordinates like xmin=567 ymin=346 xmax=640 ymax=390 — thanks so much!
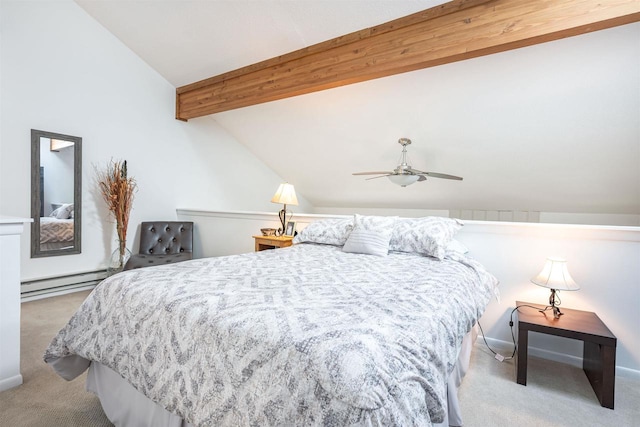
xmin=45 ymin=243 xmax=498 ymax=426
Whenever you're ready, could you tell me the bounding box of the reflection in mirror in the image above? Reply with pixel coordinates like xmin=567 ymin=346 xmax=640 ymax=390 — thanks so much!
xmin=31 ymin=129 xmax=81 ymax=257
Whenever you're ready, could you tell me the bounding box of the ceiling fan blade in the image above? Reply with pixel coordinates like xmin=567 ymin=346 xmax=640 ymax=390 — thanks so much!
xmin=357 ymin=140 xmax=464 ymax=184
xmin=422 ymin=172 xmax=463 ymax=180
xmin=406 ymin=167 xmax=425 ymax=174
xmin=353 ymin=171 xmax=393 ymax=176
xmin=365 ymin=174 xmax=392 ymax=180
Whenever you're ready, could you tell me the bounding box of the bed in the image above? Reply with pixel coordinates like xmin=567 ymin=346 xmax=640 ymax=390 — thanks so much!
xmin=45 ymin=215 xmax=498 ymax=426
xmin=39 ymin=216 xmax=74 ymax=250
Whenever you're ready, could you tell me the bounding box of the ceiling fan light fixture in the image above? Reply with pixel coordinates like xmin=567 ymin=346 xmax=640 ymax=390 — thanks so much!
xmin=387 ymin=174 xmax=419 ymax=187
xmin=353 ymin=138 xmax=463 ymax=185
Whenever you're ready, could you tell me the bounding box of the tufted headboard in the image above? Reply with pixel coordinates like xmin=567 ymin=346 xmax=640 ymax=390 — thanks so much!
xmin=138 ymin=221 xmax=193 ymax=256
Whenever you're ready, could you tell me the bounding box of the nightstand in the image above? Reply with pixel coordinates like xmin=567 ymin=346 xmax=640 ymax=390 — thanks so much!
xmin=515 ymin=301 xmax=617 ymax=409
xmin=253 ymin=235 xmax=293 ymax=252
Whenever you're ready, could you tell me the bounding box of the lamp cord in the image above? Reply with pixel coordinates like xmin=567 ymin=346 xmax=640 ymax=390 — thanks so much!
xmin=477 ymin=304 xmax=554 ymax=361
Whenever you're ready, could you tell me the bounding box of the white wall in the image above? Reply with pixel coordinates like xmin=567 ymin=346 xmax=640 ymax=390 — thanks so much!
xmin=177 ymin=209 xmax=346 ymax=257
xmin=213 ymin=23 xmax=640 ymax=222
xmin=314 ymin=206 xmax=449 ymax=218
xmin=457 ymin=221 xmax=640 ymax=378
xmin=177 ymin=209 xmax=640 ymax=377
xmin=0 ymin=0 xmax=311 ymax=281
xmin=540 ymin=212 xmax=640 ymax=227
xmin=0 ymin=1 xmax=3 ymax=189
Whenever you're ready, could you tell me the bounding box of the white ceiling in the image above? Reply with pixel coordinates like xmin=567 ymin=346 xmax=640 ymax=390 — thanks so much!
xmin=76 ymin=0 xmax=447 ymax=88
xmin=75 ymin=1 xmax=640 ymax=218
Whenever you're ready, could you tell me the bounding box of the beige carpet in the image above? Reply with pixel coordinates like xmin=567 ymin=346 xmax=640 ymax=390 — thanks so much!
xmin=459 ymin=345 xmax=639 ymax=426
xmin=0 ymin=291 xmax=112 ymax=427
xmin=0 ymin=290 xmax=638 ymax=426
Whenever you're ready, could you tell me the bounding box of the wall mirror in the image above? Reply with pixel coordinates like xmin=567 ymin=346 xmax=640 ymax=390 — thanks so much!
xmin=31 ymin=129 xmax=82 ymax=257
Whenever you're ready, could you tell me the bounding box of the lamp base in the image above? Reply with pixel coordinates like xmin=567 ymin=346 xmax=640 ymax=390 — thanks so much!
xmin=275 ymin=207 xmax=287 ymax=236
xmin=538 ymin=288 xmax=563 ymax=319
xmin=539 ymin=305 xmax=563 ymax=319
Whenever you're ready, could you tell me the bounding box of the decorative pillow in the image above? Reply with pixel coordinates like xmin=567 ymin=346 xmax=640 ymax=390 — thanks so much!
xmin=389 ymin=217 xmax=462 ymax=260
xmin=353 ymin=214 xmax=398 ymax=232
xmin=51 ymin=204 xmax=73 ymax=220
xmin=293 ymin=217 xmax=354 ymax=246
xmin=342 ymin=226 xmax=393 ymax=257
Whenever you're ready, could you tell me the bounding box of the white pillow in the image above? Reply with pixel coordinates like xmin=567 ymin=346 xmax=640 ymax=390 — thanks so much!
xmin=342 ymin=226 xmax=393 ymax=257
xmin=341 ymin=214 xmax=398 ymax=256
xmin=389 ymin=217 xmax=462 ymax=260
xmin=293 ymin=217 xmax=354 ymax=246
xmin=50 ymin=204 xmax=73 ymax=220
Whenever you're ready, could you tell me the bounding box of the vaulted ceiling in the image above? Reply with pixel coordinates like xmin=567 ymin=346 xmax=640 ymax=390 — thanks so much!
xmin=76 ymin=1 xmax=640 ymax=220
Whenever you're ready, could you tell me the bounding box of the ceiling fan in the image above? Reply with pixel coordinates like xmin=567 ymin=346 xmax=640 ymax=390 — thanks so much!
xmin=353 ymin=138 xmax=463 ymax=187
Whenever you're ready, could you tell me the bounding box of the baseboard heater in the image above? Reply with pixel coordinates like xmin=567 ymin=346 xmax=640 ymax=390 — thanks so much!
xmin=21 ymin=270 xmax=108 ymax=300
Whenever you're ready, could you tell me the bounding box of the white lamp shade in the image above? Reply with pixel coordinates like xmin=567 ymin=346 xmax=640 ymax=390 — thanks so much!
xmin=387 ymin=175 xmax=419 ymax=187
xmin=531 ymin=257 xmax=580 ymax=291
xmin=271 ymin=183 xmax=298 ymax=206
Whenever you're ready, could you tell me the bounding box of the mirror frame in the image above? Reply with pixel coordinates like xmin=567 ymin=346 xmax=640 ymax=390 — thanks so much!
xmin=31 ymin=129 xmax=82 ymax=257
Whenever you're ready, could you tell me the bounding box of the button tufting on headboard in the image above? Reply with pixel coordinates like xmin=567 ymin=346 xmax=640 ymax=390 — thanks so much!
xmin=124 ymin=221 xmax=194 ymax=271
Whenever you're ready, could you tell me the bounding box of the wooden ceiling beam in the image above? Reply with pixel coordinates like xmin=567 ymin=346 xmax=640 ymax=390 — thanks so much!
xmin=176 ymin=0 xmax=640 ymax=120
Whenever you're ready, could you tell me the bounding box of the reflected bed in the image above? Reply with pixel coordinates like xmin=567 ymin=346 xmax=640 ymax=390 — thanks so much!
xmin=39 ymin=216 xmax=74 ymax=250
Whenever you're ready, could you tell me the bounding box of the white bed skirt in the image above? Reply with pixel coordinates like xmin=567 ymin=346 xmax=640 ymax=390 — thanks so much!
xmin=86 ymin=326 xmax=478 ymax=427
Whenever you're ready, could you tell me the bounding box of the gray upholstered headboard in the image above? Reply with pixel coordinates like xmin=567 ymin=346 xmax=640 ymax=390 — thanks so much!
xmin=138 ymin=221 xmax=193 ymax=255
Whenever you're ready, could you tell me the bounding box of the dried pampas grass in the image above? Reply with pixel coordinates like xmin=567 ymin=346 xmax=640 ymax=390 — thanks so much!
xmin=96 ymin=159 xmax=137 ymax=263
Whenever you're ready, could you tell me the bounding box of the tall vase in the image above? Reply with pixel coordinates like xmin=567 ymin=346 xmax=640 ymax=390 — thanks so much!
xmin=107 ymin=245 xmax=132 ymax=276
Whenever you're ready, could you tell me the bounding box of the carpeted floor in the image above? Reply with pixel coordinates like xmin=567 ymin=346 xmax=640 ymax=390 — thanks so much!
xmin=459 ymin=344 xmax=639 ymax=426
xmin=0 ymin=291 xmax=111 ymax=427
xmin=0 ymin=290 xmax=638 ymax=426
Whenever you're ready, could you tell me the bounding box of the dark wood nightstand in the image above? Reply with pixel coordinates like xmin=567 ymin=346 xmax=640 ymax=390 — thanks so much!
xmin=253 ymin=235 xmax=293 ymax=252
xmin=515 ymin=301 xmax=617 ymax=409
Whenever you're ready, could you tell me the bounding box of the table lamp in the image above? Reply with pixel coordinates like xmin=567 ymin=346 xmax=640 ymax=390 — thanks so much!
xmin=271 ymin=183 xmax=298 ymax=236
xmin=530 ymin=257 xmax=580 ymax=319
